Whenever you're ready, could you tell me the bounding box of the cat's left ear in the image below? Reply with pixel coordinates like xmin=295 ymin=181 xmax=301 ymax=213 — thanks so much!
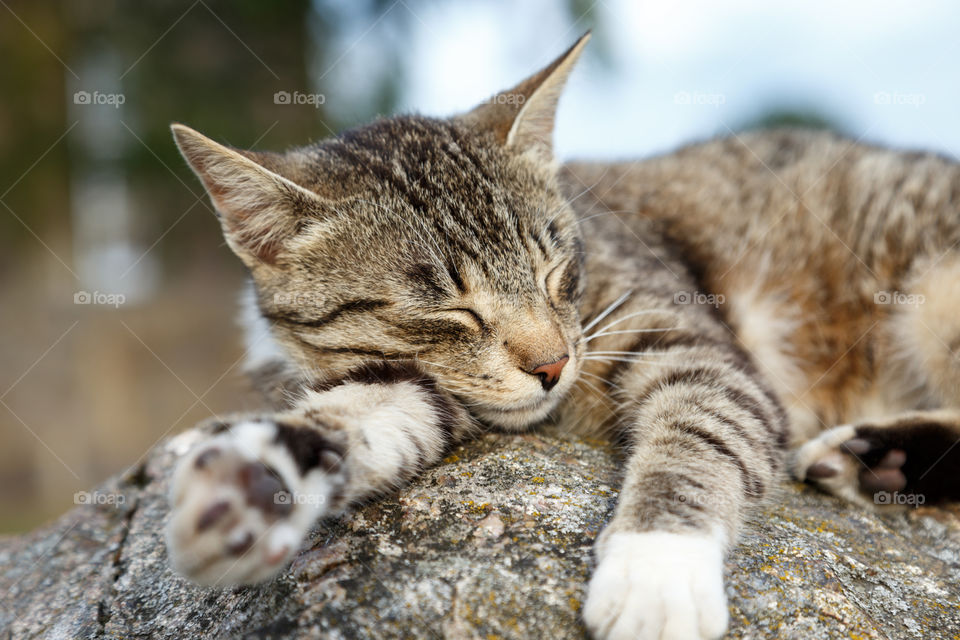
xmin=459 ymin=32 xmax=590 ymax=161
xmin=171 ymin=124 xmax=326 ymax=267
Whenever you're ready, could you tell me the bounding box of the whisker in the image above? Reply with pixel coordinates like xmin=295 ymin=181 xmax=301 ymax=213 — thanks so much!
xmin=579 ymin=370 xmax=626 ymax=394
xmin=575 ymin=208 xmax=643 ymax=225
xmin=584 ymin=327 xmax=678 ymax=344
xmin=581 ymin=290 xmax=633 ymax=334
xmin=544 ymin=171 xmax=612 ymax=228
xmin=586 ymin=309 xmax=678 ymax=341
xmin=585 ymin=351 xmax=678 ymax=358
xmin=413 ymin=357 xmax=458 ymax=372
xmin=574 ymin=377 xmax=619 ymax=408
xmin=582 ymin=355 xmax=675 ymax=366
xmin=569 ymin=380 xmax=620 ymax=426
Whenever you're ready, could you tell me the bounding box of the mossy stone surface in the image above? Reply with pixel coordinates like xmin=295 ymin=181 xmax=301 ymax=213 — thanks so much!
xmin=1 ymin=431 xmax=958 ymax=639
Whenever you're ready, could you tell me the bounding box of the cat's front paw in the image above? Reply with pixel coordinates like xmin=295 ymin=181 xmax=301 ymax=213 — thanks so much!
xmin=583 ymin=531 xmax=728 ymax=640
xmin=166 ymin=420 xmax=340 ymax=585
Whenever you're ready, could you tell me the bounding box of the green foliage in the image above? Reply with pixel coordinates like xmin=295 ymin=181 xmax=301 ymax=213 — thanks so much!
xmin=734 ymin=107 xmax=846 ymax=134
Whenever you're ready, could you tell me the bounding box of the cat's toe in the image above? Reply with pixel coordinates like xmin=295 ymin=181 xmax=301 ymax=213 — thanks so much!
xmin=857 ymin=448 xmax=907 ymax=492
xmin=166 ymin=420 xmax=325 ymax=585
xmin=792 ymin=425 xmax=857 ymax=482
xmin=583 ymin=531 xmax=727 ymax=640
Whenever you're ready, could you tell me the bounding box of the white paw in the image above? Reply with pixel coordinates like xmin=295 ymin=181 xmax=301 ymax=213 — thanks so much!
xmin=583 ymin=531 xmax=728 ymax=640
xmin=166 ymin=420 xmax=339 ymax=585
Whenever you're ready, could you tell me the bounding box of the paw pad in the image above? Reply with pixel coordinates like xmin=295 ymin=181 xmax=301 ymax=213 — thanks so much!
xmin=196 ymin=500 xmax=231 ymax=532
xmin=239 ymin=461 xmax=293 ymax=518
xmin=795 ymin=425 xmax=915 ymax=506
xmin=167 ymin=420 xmax=341 ymax=585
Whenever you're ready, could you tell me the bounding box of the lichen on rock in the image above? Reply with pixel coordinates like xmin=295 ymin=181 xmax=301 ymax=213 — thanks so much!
xmin=1 ymin=431 xmax=959 ymax=639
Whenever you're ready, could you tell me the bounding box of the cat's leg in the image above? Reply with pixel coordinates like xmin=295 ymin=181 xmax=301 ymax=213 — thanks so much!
xmin=793 ymin=256 xmax=960 ymax=507
xmin=166 ymin=362 xmax=472 ymax=586
xmin=889 ymin=255 xmax=960 ymax=405
xmin=583 ymin=330 xmax=787 ymax=640
xmin=793 ymin=410 xmax=960 ymax=507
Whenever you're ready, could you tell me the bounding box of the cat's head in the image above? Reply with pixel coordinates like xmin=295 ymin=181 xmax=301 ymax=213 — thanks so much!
xmin=173 ymin=34 xmax=590 ymax=430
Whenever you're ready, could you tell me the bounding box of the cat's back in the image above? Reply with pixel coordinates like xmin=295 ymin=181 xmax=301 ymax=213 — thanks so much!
xmin=563 ymin=128 xmax=960 ymax=440
xmin=563 ymin=127 xmax=960 ymax=277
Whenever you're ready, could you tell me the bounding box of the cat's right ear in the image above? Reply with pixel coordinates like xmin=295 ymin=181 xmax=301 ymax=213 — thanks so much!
xmin=171 ymin=123 xmax=324 ymax=267
xmin=458 ymin=32 xmax=590 ymax=162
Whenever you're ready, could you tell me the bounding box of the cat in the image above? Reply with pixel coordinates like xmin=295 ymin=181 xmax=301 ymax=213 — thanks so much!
xmin=166 ymin=32 xmax=960 ymax=640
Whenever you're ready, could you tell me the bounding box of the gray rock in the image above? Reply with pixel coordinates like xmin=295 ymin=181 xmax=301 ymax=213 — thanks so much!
xmin=1 ymin=431 xmax=959 ymax=639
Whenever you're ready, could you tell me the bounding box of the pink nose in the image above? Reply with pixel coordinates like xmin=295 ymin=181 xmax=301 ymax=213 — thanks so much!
xmin=527 ymin=355 xmax=569 ymax=391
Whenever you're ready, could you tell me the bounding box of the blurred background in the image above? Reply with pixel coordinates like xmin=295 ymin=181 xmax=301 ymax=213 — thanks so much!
xmin=1 ymin=0 xmax=958 ymax=532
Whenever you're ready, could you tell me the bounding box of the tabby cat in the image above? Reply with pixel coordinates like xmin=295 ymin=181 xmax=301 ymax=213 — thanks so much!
xmin=166 ymin=33 xmax=960 ymax=640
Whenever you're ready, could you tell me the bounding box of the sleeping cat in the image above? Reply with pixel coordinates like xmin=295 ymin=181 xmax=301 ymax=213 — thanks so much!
xmin=166 ymin=33 xmax=960 ymax=640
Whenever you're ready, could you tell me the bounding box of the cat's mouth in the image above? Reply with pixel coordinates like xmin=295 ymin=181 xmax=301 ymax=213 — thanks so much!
xmin=473 ymin=346 xmax=582 ymax=430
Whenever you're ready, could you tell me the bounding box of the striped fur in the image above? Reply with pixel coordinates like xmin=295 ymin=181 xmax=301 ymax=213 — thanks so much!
xmin=167 ymin=33 xmax=960 ymax=640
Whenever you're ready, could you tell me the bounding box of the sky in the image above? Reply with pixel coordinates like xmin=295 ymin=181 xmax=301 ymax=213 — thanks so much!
xmin=318 ymin=0 xmax=960 ymax=161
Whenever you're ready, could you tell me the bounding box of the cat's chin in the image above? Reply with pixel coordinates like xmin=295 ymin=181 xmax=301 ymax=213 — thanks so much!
xmin=473 ymin=396 xmax=559 ymax=431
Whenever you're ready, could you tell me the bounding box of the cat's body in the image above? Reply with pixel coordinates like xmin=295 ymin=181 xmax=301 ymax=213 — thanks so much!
xmin=166 ymin=35 xmax=960 ymax=640
xmin=566 ymin=130 xmax=960 ymax=443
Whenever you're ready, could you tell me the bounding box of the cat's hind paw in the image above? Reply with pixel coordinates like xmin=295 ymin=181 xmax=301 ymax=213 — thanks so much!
xmin=583 ymin=531 xmax=728 ymax=640
xmin=792 ymin=424 xmax=909 ymax=508
xmin=166 ymin=420 xmax=340 ymax=586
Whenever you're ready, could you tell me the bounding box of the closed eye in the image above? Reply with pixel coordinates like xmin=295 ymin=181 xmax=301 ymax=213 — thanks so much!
xmin=545 ymin=259 xmax=579 ymax=303
xmin=443 ymin=307 xmax=486 ymax=331
xmin=544 ymin=261 xmax=566 ymax=295
xmin=544 ymin=263 xmax=562 ymax=289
